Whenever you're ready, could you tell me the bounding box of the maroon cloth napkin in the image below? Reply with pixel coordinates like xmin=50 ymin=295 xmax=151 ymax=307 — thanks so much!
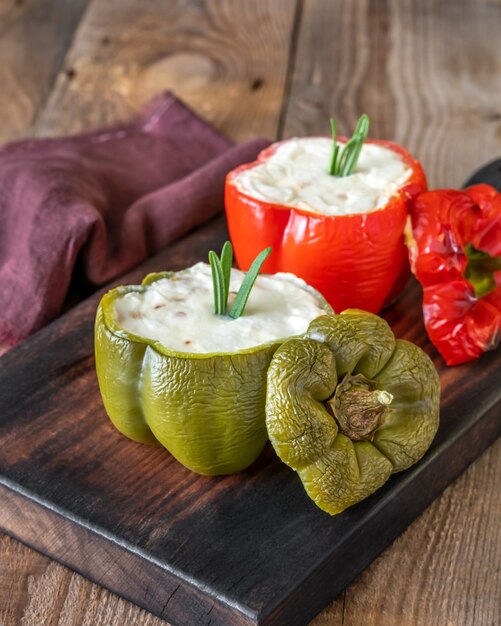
xmin=0 ymin=92 xmax=269 ymax=347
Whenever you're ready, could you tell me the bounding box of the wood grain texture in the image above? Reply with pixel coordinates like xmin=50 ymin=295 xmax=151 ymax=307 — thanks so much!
xmin=0 ymin=533 xmax=165 ymax=626
xmin=0 ymin=0 xmax=500 ymax=625
xmin=282 ymin=0 xmax=501 ymax=187
xmin=0 ymin=0 xmax=89 ymax=356
xmin=1 ymin=440 xmax=499 ymax=626
xmin=338 ymin=438 xmax=501 ymax=626
xmin=34 ymin=0 xmax=298 ymax=140
xmin=0 ymin=0 xmax=89 ymax=143
xmin=0 ymin=215 xmax=499 ymax=626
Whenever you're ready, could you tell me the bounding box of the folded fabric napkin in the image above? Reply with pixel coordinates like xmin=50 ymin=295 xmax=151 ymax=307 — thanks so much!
xmin=0 ymin=92 xmax=269 ymax=347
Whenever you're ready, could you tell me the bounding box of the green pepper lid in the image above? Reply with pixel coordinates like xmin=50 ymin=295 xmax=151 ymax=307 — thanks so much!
xmin=265 ymin=310 xmax=440 ymax=514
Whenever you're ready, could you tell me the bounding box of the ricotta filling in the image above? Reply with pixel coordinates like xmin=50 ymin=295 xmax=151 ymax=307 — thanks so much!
xmin=234 ymin=137 xmax=412 ymax=216
xmin=113 ymin=262 xmax=326 ymax=354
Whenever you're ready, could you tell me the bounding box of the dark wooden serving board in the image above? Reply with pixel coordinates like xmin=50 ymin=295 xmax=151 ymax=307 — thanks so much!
xmin=0 ymin=216 xmax=499 ymax=626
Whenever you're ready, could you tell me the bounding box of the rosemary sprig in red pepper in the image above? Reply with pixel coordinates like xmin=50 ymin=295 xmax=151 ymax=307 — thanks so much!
xmin=329 ymin=114 xmax=370 ymax=176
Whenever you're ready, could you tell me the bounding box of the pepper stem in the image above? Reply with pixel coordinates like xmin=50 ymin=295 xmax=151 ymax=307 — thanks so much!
xmin=327 ymin=373 xmax=393 ymax=441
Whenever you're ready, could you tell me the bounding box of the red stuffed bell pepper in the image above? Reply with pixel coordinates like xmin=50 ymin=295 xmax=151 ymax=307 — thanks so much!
xmin=225 ymin=116 xmax=427 ymax=313
xmin=408 ymin=183 xmax=501 ymax=366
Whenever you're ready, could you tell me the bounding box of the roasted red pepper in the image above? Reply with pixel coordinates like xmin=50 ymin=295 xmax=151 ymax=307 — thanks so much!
xmin=225 ymin=139 xmax=426 ymax=314
xmin=408 ymin=184 xmax=501 ymax=366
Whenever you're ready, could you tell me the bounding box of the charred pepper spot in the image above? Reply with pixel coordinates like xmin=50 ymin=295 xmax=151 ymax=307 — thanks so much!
xmin=327 ymin=373 xmax=393 ymax=441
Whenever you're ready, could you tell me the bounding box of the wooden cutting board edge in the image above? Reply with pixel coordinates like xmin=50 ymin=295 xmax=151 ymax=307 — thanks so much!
xmin=246 ymin=397 xmax=501 ymax=625
xmin=0 ymin=217 xmax=499 ymax=626
xmin=1 ymin=387 xmax=499 ymax=626
xmin=0 ymin=477 xmax=257 ymax=626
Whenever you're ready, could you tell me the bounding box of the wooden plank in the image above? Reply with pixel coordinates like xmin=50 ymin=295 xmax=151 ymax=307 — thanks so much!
xmin=0 ymin=0 xmax=89 ymax=142
xmin=6 ymin=441 xmax=498 ymax=626
xmin=0 ymin=0 xmax=90 ymax=410
xmin=281 ymin=0 xmax=501 ymax=187
xmin=5 ymin=440 xmax=498 ymax=626
xmin=0 ymin=482 xmax=254 ymax=626
xmin=1 ymin=1 xmax=499 ymax=625
xmin=0 ymin=214 xmax=499 ymax=626
xmin=0 ymin=1 xmax=299 ymax=623
xmin=34 ymin=0 xmax=298 ymax=140
xmin=0 ymin=535 xmax=166 ymax=626
xmin=0 ymin=534 xmax=166 ymax=626
xmin=309 ymin=440 xmax=501 ymax=626
xmin=340 ymin=438 xmax=501 ymax=626
xmin=283 ymin=1 xmax=501 ymax=623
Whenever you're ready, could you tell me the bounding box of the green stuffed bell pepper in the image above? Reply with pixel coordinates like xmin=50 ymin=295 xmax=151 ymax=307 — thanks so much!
xmin=265 ymin=310 xmax=440 ymax=514
xmin=95 ymin=244 xmax=331 ymax=476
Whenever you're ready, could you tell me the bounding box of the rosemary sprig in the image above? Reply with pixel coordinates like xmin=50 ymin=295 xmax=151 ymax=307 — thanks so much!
xmin=229 ymin=246 xmax=272 ymax=319
xmin=208 ymin=250 xmax=226 ymax=315
xmin=220 ymin=240 xmax=233 ymax=307
xmin=208 ymin=241 xmax=272 ymax=319
xmin=329 ymin=113 xmax=370 ymax=177
xmin=329 ymin=118 xmax=339 ymax=176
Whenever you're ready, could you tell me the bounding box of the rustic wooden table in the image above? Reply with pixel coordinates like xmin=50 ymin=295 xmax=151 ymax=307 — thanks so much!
xmin=0 ymin=1 xmax=499 ymax=625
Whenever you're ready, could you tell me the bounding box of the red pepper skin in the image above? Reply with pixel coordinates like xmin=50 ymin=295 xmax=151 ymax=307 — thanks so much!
xmin=409 ymin=185 xmax=501 ymax=366
xmin=225 ymin=139 xmax=427 ymax=314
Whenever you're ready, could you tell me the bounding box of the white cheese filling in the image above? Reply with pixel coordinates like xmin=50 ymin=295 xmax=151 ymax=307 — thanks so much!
xmin=113 ymin=262 xmax=326 ymax=354
xmin=234 ymin=137 xmax=412 ymax=216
